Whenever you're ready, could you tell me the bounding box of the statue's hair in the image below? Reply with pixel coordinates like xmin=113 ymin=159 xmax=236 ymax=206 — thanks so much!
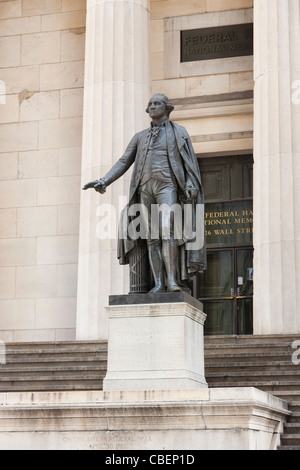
xmin=146 ymin=93 xmax=174 ymax=116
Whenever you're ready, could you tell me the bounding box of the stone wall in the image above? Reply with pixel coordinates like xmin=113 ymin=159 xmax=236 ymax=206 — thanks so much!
xmin=0 ymin=0 xmax=86 ymax=342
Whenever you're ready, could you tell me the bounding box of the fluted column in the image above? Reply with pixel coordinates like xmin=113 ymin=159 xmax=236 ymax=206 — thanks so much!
xmin=76 ymin=0 xmax=151 ymax=339
xmin=253 ymin=0 xmax=300 ymax=333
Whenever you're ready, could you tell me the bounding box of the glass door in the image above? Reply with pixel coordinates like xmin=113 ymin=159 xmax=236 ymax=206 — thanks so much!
xmin=236 ymin=248 xmax=253 ymax=335
xmin=196 ymin=154 xmax=254 ymax=335
xmin=197 ymin=248 xmax=253 ymax=335
xmin=198 ymin=250 xmax=234 ymax=335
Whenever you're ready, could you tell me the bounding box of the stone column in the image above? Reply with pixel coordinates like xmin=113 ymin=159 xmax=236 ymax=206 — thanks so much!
xmin=76 ymin=0 xmax=151 ymax=340
xmin=253 ymin=0 xmax=300 ymax=333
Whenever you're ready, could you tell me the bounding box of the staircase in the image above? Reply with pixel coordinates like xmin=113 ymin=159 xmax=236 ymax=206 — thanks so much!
xmin=0 ymin=335 xmax=300 ymax=449
xmin=204 ymin=334 xmax=300 ymax=450
xmin=0 ymin=341 xmax=107 ymax=391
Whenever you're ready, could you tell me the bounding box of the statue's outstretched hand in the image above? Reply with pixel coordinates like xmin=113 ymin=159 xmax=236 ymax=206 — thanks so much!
xmin=82 ymin=180 xmax=99 ymax=190
xmin=82 ymin=179 xmax=107 ymax=194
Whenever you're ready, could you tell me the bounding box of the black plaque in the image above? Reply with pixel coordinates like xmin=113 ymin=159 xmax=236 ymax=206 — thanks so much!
xmin=205 ymin=200 xmax=253 ymax=246
xmin=181 ymin=23 xmax=253 ymax=63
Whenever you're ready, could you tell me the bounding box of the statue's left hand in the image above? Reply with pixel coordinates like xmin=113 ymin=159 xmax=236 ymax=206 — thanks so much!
xmin=184 ymin=188 xmax=198 ymax=201
xmin=94 ymin=180 xmax=107 ymax=194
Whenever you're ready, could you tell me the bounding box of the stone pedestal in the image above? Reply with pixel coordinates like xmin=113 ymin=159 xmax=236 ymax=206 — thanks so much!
xmin=102 ymin=293 xmax=208 ymax=391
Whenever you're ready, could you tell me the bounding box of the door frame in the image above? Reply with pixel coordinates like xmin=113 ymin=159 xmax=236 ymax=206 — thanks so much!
xmin=194 ymin=245 xmax=253 ymax=335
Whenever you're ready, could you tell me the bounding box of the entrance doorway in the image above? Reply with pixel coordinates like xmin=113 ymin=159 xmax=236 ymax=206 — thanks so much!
xmin=195 ymin=155 xmax=253 ymax=335
xmin=197 ymin=247 xmax=253 ymax=335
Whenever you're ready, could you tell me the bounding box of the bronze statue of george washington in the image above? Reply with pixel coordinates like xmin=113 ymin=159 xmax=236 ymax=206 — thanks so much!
xmin=83 ymin=93 xmax=206 ymax=294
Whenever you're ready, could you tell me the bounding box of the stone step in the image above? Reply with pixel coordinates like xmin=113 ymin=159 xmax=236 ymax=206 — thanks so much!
xmin=0 ymin=365 xmax=106 ymax=376
xmin=0 ymin=381 xmax=104 ymax=392
xmin=5 ymin=350 xmax=107 ymax=358
xmin=205 ymin=350 xmax=293 ymax=360
xmin=288 ymin=411 xmax=300 ymax=422
xmin=0 ymin=373 xmax=105 ymax=392
xmin=278 ymin=446 xmax=300 ymax=450
xmin=204 ymin=334 xmax=299 ymax=345
xmin=2 ymin=357 xmax=107 ymax=367
xmin=204 ymin=343 xmax=296 ymax=357
xmin=269 ymin=390 xmax=300 ymax=401
xmin=5 ymin=349 xmax=107 ymax=359
xmin=206 ymin=369 xmax=300 ymax=380
xmin=205 ymin=361 xmax=296 ymax=372
xmin=4 ymin=342 xmax=107 ymax=357
xmin=205 ymin=381 xmax=300 ymax=392
xmin=279 ymin=435 xmax=300 ymax=447
xmin=4 ymin=340 xmax=106 ymax=350
xmin=284 ymin=423 xmax=300 ymax=434
xmin=0 ymin=372 xmax=105 ymax=382
xmin=204 ymin=339 xmax=295 ymax=347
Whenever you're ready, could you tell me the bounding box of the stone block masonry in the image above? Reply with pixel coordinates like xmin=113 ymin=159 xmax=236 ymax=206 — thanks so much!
xmin=0 ymin=0 xmax=86 ymax=342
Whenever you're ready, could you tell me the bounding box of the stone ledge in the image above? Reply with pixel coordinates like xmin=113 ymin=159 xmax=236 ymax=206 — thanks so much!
xmin=106 ymin=302 xmax=206 ymax=324
xmin=0 ymin=387 xmax=290 ymax=450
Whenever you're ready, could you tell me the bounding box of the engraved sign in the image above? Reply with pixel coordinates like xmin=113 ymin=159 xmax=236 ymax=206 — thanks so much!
xmin=181 ymin=23 xmax=253 ymax=62
xmin=205 ymin=200 xmax=253 ymax=246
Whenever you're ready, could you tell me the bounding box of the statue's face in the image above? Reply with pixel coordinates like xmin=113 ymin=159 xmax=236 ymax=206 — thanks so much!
xmin=148 ymin=96 xmax=168 ymax=120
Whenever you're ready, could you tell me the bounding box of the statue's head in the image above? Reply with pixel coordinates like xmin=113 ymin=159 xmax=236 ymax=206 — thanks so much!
xmin=146 ymin=93 xmax=174 ymax=117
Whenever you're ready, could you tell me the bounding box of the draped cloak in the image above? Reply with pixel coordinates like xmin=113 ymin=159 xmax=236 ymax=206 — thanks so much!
xmin=102 ymin=120 xmax=207 ymax=280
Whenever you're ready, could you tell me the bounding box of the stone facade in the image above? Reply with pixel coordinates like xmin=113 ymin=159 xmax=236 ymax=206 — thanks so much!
xmin=0 ymin=0 xmax=86 ymax=342
xmin=76 ymin=0 xmax=255 ymax=340
xmin=150 ymin=0 xmax=253 ymax=156
xmin=0 ymin=0 xmax=299 ymax=341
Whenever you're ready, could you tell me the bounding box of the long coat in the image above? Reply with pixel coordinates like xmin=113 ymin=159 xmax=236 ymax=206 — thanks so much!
xmin=102 ymin=120 xmax=207 ymax=278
